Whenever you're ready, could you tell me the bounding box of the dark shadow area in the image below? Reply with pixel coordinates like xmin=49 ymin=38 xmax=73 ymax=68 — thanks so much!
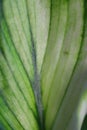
xmin=0 ymin=123 xmax=5 ymax=130
xmin=81 ymin=1 xmax=87 ymax=130
xmin=81 ymin=115 xmax=87 ymax=130
xmin=0 ymin=0 xmax=6 ymax=59
xmin=0 ymin=0 xmax=3 ymax=19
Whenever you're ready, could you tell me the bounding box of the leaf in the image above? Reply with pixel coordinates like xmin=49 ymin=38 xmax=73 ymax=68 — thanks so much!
xmin=0 ymin=0 xmax=41 ymax=129
xmin=81 ymin=115 xmax=87 ymax=130
xmin=41 ymin=0 xmax=86 ymax=129
xmin=0 ymin=0 xmax=87 ymax=130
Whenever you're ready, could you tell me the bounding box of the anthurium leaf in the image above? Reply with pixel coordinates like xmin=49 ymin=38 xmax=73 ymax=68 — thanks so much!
xmin=0 ymin=0 xmax=87 ymax=130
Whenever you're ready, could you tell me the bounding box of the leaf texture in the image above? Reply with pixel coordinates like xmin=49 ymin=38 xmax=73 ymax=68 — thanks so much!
xmin=0 ymin=0 xmax=87 ymax=130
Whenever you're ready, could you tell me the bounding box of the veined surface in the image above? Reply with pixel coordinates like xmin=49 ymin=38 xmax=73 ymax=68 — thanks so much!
xmin=0 ymin=0 xmax=87 ymax=130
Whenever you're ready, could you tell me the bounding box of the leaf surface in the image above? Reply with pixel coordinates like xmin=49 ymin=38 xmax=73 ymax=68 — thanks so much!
xmin=0 ymin=0 xmax=87 ymax=130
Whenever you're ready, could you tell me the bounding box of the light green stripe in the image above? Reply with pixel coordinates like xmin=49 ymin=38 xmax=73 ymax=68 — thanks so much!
xmin=53 ymin=0 xmax=86 ymax=129
xmin=3 ymin=0 xmax=34 ymax=80
xmin=41 ymin=0 xmax=68 ymax=112
xmin=42 ymin=0 xmax=84 ymax=129
xmin=1 ymin=20 xmax=37 ymax=113
xmin=36 ymin=0 xmax=51 ymax=71
xmin=0 ymin=97 xmax=24 ymax=130
xmin=0 ymin=55 xmax=39 ymax=130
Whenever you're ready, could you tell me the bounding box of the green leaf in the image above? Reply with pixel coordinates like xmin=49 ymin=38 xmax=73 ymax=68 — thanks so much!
xmin=81 ymin=115 xmax=87 ymax=130
xmin=0 ymin=0 xmax=87 ymax=130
